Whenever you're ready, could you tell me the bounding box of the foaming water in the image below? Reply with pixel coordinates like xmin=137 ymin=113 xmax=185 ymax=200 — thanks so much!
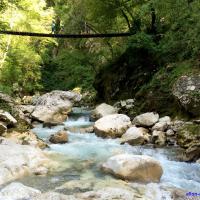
xmin=28 ymin=108 xmax=200 ymax=194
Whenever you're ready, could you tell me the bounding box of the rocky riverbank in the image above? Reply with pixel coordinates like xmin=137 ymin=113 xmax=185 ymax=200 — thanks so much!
xmin=92 ymin=103 xmax=200 ymax=162
xmin=0 ymin=90 xmax=199 ymax=200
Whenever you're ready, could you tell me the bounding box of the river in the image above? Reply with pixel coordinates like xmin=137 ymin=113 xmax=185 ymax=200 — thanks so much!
xmin=19 ymin=107 xmax=200 ymax=198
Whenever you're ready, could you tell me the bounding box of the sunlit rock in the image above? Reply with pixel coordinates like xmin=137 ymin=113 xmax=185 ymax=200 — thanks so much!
xmin=120 ymin=126 xmax=150 ymax=145
xmin=91 ymin=103 xmax=118 ymax=120
xmin=102 ymin=154 xmax=163 ymax=183
xmin=94 ymin=114 xmax=131 ymax=138
xmin=5 ymin=131 xmax=48 ymax=149
xmin=159 ymin=116 xmax=171 ymax=124
xmin=0 ymin=182 xmax=41 ymax=200
xmin=49 ymin=131 xmax=68 ymax=144
xmin=133 ymin=112 xmax=159 ymax=127
xmin=31 ymin=90 xmax=82 ymax=124
xmin=152 ymin=121 xmax=168 ymax=132
xmin=0 ymin=138 xmax=54 ymax=185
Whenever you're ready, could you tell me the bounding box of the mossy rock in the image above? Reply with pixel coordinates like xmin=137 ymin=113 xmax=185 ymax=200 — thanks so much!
xmin=177 ymin=124 xmax=200 ymax=148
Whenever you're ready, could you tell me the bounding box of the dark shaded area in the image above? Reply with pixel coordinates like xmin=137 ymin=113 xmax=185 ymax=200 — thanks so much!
xmin=94 ymin=45 xmax=158 ymax=103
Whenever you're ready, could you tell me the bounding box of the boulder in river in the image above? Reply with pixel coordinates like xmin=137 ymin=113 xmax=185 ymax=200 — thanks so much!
xmin=152 ymin=121 xmax=168 ymax=132
xmin=31 ymin=90 xmax=82 ymax=124
xmin=0 ymin=138 xmax=54 ymax=185
xmin=94 ymin=114 xmax=131 ymax=138
xmin=91 ymin=103 xmax=118 ymax=120
xmin=173 ymin=75 xmax=200 ymax=117
xmin=152 ymin=130 xmax=166 ymax=147
xmin=133 ymin=112 xmax=159 ymax=127
xmin=159 ymin=116 xmax=171 ymax=124
xmin=102 ymin=154 xmax=163 ymax=183
xmin=5 ymin=131 xmax=48 ymax=149
xmin=49 ymin=131 xmax=68 ymax=144
xmin=0 ymin=182 xmax=41 ymax=200
xmin=120 ymin=126 xmax=150 ymax=145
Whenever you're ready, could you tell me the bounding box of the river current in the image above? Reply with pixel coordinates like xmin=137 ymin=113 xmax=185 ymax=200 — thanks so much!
xmin=18 ymin=107 xmax=200 ymax=198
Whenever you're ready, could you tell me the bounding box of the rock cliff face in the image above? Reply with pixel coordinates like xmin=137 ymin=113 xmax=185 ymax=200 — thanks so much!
xmin=173 ymin=75 xmax=200 ymax=117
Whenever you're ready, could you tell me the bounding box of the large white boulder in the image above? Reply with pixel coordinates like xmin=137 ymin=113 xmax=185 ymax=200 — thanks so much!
xmin=120 ymin=127 xmax=150 ymax=145
xmin=31 ymin=90 xmax=81 ymax=124
xmin=94 ymin=114 xmax=131 ymax=138
xmin=133 ymin=112 xmax=159 ymax=127
xmin=102 ymin=154 xmax=163 ymax=183
xmin=152 ymin=121 xmax=168 ymax=132
xmin=0 ymin=138 xmax=54 ymax=185
xmin=91 ymin=103 xmax=118 ymax=120
xmin=159 ymin=116 xmax=171 ymax=124
xmin=0 ymin=182 xmax=41 ymax=200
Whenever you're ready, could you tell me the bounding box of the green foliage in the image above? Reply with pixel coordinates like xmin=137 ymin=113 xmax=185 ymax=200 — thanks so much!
xmin=0 ymin=0 xmax=200 ymax=112
xmin=135 ymin=61 xmax=198 ymax=117
xmin=1 ymin=45 xmax=42 ymax=94
xmin=41 ymin=48 xmax=95 ymax=92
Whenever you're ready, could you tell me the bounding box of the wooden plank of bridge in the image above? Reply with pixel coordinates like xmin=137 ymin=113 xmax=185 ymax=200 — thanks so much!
xmin=0 ymin=30 xmax=133 ymax=38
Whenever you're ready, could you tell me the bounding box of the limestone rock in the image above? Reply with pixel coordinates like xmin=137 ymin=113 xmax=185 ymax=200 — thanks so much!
xmin=91 ymin=103 xmax=118 ymax=120
xmin=49 ymin=131 xmax=68 ymax=144
xmin=0 ymin=92 xmax=14 ymax=104
xmin=185 ymin=142 xmax=200 ymax=162
xmin=102 ymin=154 xmax=163 ymax=183
xmin=120 ymin=126 xmax=150 ymax=145
xmin=133 ymin=112 xmax=159 ymax=127
xmin=113 ymin=99 xmax=135 ymax=117
xmin=31 ymin=90 xmax=81 ymax=124
xmin=20 ymin=105 xmax=35 ymax=114
xmin=6 ymin=131 xmax=48 ymax=149
xmin=0 ymin=138 xmax=53 ymax=185
xmin=177 ymin=123 xmax=200 ymax=148
xmin=159 ymin=116 xmax=171 ymax=124
xmin=152 ymin=121 xmax=168 ymax=132
xmin=170 ymin=120 xmax=186 ymax=132
xmin=173 ymin=75 xmax=200 ymax=116
xmin=94 ymin=114 xmax=131 ymax=138
xmin=166 ymin=129 xmax=175 ymax=136
xmin=0 ymin=92 xmax=31 ymax=126
xmin=152 ymin=131 xmax=166 ymax=146
xmin=0 ymin=110 xmax=17 ymax=126
xmin=0 ymin=182 xmax=41 ymax=200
